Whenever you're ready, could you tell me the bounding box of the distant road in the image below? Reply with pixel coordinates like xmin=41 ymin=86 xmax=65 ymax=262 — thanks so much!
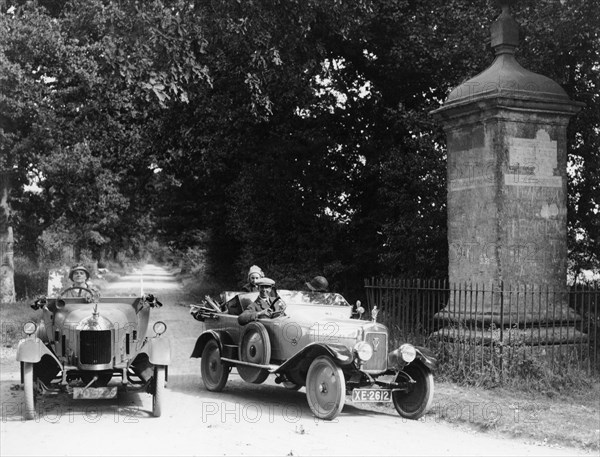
xmin=102 ymin=264 xmax=184 ymax=298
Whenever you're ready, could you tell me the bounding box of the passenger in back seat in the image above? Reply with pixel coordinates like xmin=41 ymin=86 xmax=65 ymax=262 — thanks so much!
xmin=305 ymin=275 xmax=329 ymax=292
xmin=241 ymin=265 xmax=264 ymax=292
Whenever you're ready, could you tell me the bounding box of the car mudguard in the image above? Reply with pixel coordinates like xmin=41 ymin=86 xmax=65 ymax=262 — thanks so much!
xmin=16 ymin=338 xmax=62 ymax=367
xmin=147 ymin=337 xmax=171 ymax=365
xmin=415 ymin=345 xmax=437 ymax=370
xmin=274 ymin=342 xmax=354 ymax=375
xmin=190 ymin=330 xmax=234 ymax=359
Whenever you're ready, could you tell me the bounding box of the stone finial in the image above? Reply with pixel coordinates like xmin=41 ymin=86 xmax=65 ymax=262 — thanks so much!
xmin=433 ymin=0 xmax=579 ymax=109
xmin=491 ymin=0 xmax=519 ymax=54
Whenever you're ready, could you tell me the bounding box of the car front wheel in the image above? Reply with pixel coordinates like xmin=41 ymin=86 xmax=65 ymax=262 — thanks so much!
xmin=22 ymin=362 xmax=35 ymax=420
xmin=152 ymin=365 xmax=166 ymax=417
xmin=392 ymin=362 xmax=434 ymax=420
xmin=201 ymin=339 xmax=229 ymax=391
xmin=305 ymin=356 xmax=345 ymax=420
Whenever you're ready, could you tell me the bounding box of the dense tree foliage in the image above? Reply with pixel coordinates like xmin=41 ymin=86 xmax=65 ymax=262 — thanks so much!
xmin=1 ymin=0 xmax=598 ymax=301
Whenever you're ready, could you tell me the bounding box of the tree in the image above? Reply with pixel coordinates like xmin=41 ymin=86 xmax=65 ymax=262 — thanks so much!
xmin=3 ymin=0 xmax=212 ymax=274
xmin=147 ymin=0 xmax=378 ymax=287
xmin=0 ymin=4 xmax=61 ymax=300
xmin=0 ymin=172 xmax=15 ymax=302
xmin=512 ymin=0 xmax=600 ymax=281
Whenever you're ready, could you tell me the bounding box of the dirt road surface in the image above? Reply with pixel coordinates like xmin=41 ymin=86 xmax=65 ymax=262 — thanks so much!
xmin=0 ymin=265 xmax=589 ymax=456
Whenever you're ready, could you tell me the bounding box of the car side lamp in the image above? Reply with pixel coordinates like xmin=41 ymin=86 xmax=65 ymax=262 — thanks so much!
xmin=400 ymin=344 xmax=416 ymax=363
xmin=387 ymin=344 xmax=417 ymax=369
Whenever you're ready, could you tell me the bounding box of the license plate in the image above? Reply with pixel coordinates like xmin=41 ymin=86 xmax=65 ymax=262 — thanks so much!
xmin=73 ymin=387 xmax=117 ymax=400
xmin=352 ymin=389 xmax=392 ymax=402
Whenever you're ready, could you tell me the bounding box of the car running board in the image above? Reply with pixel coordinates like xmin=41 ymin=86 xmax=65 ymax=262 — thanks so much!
xmin=220 ymin=357 xmax=279 ymax=372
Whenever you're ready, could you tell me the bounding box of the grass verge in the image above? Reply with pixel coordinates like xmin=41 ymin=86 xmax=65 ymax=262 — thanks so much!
xmin=365 ymin=378 xmax=598 ymax=453
xmin=429 ymin=381 xmax=599 ymax=452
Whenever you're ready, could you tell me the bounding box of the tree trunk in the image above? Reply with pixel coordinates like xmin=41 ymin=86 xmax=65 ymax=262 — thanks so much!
xmin=0 ymin=173 xmax=16 ymax=304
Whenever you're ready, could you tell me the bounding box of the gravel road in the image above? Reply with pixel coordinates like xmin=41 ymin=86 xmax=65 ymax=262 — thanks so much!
xmin=0 ymin=265 xmax=589 ymax=456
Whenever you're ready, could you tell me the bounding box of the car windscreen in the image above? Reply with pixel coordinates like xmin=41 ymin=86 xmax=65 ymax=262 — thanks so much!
xmin=276 ymin=290 xmax=350 ymax=307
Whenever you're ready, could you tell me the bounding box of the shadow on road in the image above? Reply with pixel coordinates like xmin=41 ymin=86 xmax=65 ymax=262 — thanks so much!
xmin=0 ymin=377 xmax=154 ymax=423
xmin=165 ymin=372 xmax=396 ymax=422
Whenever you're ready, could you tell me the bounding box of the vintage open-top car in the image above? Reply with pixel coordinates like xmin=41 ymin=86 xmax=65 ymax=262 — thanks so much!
xmin=17 ymin=286 xmax=170 ymax=420
xmin=190 ymin=290 xmax=435 ymax=420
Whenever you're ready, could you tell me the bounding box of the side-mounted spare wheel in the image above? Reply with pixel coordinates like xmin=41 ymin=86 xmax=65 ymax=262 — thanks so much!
xmin=237 ymin=322 xmax=271 ymax=384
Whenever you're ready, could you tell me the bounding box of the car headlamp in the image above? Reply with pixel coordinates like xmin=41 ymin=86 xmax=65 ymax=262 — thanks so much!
xmin=400 ymin=344 xmax=416 ymax=363
xmin=153 ymin=321 xmax=167 ymax=336
xmin=23 ymin=322 xmax=37 ymax=335
xmin=354 ymin=341 xmax=373 ymax=362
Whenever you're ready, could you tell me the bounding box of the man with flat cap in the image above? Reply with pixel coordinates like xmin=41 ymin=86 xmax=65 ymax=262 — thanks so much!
xmin=238 ymin=277 xmax=286 ymax=325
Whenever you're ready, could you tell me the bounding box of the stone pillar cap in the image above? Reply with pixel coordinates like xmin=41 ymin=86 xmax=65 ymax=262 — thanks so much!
xmin=432 ymin=0 xmax=582 ymax=115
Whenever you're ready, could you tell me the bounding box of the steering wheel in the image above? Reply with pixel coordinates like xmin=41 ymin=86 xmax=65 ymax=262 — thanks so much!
xmin=269 ymin=310 xmax=285 ymax=319
xmin=59 ymin=286 xmax=98 ymax=300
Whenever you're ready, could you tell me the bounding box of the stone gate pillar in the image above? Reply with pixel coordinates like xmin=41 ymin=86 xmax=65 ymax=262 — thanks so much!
xmin=431 ymin=1 xmax=584 ymax=324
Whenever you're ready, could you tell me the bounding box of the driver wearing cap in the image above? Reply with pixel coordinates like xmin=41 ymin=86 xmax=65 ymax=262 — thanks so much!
xmin=61 ymin=264 xmax=95 ymax=299
xmin=238 ymin=277 xmax=286 ymax=325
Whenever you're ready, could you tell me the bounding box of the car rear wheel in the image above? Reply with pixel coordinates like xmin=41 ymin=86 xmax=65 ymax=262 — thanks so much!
xmin=238 ymin=322 xmax=271 ymax=384
xmin=392 ymin=362 xmax=434 ymax=420
xmin=22 ymin=362 xmax=35 ymax=420
xmin=201 ymin=339 xmax=229 ymax=392
xmin=306 ymin=356 xmax=345 ymax=420
xmin=152 ymin=365 xmax=166 ymax=418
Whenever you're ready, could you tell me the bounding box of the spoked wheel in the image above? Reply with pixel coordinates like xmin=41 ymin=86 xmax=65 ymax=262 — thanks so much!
xmin=238 ymin=322 xmax=271 ymax=384
xmin=201 ymin=339 xmax=229 ymax=392
xmin=305 ymin=356 xmax=345 ymax=420
xmin=22 ymin=362 xmax=36 ymax=420
xmin=392 ymin=362 xmax=434 ymax=420
xmin=152 ymin=365 xmax=166 ymax=418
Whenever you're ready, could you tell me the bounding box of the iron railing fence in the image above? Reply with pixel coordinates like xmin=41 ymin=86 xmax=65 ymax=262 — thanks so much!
xmin=364 ymin=279 xmax=600 ymax=378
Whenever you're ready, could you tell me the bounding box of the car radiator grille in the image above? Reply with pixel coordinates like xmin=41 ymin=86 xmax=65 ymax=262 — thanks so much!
xmin=362 ymin=332 xmax=387 ymax=372
xmin=79 ymin=330 xmax=112 ymax=364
